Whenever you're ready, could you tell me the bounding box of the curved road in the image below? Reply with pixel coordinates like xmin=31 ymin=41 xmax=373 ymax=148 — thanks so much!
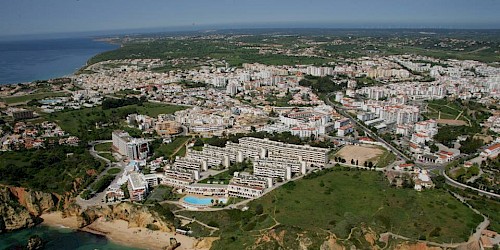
xmin=442 ymin=170 xmax=500 ymax=199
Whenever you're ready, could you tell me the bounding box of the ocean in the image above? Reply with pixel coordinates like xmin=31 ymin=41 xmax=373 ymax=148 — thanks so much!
xmin=0 ymin=37 xmax=118 ymax=85
xmin=0 ymin=225 xmax=141 ymax=250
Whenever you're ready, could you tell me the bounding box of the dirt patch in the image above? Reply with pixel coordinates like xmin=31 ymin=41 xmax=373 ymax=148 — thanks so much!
xmin=193 ymin=237 xmax=219 ymax=250
xmin=436 ymin=119 xmax=467 ymax=126
xmin=335 ymin=145 xmax=384 ymax=165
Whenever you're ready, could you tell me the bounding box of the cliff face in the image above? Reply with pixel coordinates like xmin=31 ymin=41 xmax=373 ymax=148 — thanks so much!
xmin=7 ymin=186 xmax=60 ymax=216
xmin=0 ymin=185 xmax=175 ymax=235
xmin=0 ymin=187 xmax=37 ymax=233
xmin=0 ymin=186 xmax=62 ymax=233
xmin=80 ymin=203 xmax=174 ymax=232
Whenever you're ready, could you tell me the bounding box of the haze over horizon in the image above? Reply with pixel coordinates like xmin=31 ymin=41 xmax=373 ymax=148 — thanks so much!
xmin=1 ymin=0 xmax=500 ymax=38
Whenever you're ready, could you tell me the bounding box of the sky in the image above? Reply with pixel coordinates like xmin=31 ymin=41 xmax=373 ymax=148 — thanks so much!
xmin=1 ymin=0 xmax=500 ymax=37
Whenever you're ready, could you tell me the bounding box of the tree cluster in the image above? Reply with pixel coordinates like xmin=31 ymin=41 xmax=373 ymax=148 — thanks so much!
xmin=102 ymin=96 xmax=146 ymax=110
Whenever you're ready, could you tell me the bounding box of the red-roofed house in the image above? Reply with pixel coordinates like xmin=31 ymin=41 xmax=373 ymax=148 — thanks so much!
xmin=480 ymin=143 xmax=500 ymax=158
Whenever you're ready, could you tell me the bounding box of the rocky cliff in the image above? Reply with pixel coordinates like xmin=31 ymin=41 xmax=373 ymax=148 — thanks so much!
xmin=0 ymin=186 xmax=61 ymax=233
xmin=0 ymin=186 xmax=36 ymax=233
xmin=0 ymin=185 xmax=175 ymax=235
xmin=79 ymin=202 xmax=175 ymax=232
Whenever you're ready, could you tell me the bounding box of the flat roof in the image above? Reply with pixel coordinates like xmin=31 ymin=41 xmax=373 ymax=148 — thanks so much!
xmin=128 ymin=173 xmax=146 ymax=190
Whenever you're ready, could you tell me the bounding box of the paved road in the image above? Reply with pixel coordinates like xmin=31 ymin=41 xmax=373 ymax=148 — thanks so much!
xmin=443 ymin=170 xmax=500 ymax=199
xmin=174 ymin=214 xmax=220 ymax=231
xmin=324 ymin=93 xmax=411 ymax=162
xmin=76 ymin=140 xmax=126 ymax=210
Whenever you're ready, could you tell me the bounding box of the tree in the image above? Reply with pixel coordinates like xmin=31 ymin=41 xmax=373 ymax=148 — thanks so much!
xmin=250 ymin=126 xmax=256 ymax=133
xmin=367 ymin=161 xmax=374 ymax=168
xmin=460 ymin=137 xmax=484 ymax=154
xmin=121 ymin=183 xmax=130 ymax=199
xmin=429 ymin=143 xmax=439 ymax=153
xmin=255 ymin=204 xmax=264 ymax=215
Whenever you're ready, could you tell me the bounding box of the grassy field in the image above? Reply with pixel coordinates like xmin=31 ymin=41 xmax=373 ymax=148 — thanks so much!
xmin=180 ymin=170 xmax=482 ymax=249
xmin=374 ymin=147 xmax=397 ymax=167
xmin=152 ymin=136 xmax=191 ymax=159
xmin=98 ymin=152 xmax=117 ymax=162
xmin=1 ymin=91 xmax=69 ymax=104
xmin=426 ymin=99 xmax=468 ymax=121
xmin=107 ymin=167 xmax=121 ymax=175
xmin=134 ymin=102 xmax=187 ymax=117
xmin=94 ymin=142 xmax=112 ymax=152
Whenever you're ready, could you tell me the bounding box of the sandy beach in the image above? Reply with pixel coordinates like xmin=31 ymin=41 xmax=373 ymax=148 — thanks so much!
xmin=82 ymin=218 xmax=202 ymax=250
xmin=40 ymin=212 xmax=80 ymax=229
xmin=40 ymin=213 xmax=210 ymax=250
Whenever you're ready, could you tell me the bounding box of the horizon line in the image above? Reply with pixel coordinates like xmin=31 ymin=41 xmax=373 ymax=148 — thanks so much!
xmin=2 ymin=24 xmax=500 ymax=41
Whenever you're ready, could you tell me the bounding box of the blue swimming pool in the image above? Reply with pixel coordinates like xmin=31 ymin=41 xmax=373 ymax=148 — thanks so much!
xmin=183 ymin=196 xmax=227 ymax=206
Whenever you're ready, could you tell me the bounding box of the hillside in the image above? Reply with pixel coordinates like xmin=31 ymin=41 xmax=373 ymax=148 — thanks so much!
xmin=179 ymin=169 xmax=482 ymax=249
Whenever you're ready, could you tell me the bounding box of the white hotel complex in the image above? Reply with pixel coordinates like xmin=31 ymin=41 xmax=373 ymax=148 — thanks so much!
xmin=158 ymin=137 xmax=330 ymax=199
xmin=112 ymin=130 xmax=150 ymax=160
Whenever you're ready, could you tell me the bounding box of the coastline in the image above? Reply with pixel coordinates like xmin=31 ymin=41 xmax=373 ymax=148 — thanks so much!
xmin=0 ymin=37 xmax=119 ymax=86
xmin=40 ymin=212 xmax=210 ymax=250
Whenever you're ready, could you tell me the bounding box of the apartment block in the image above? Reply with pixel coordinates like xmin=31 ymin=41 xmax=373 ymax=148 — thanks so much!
xmin=185 ymin=183 xmax=228 ymax=196
xmin=228 ymin=172 xmax=272 ymax=199
xmin=128 ymin=172 xmax=148 ymax=202
xmin=112 ymin=130 xmax=150 ymax=160
xmin=161 ymin=167 xmax=198 ymax=188
xmin=238 ymin=137 xmax=329 ymax=165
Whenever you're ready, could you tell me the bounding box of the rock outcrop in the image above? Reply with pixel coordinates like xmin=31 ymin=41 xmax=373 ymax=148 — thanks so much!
xmin=26 ymin=235 xmax=44 ymax=250
xmin=163 ymin=238 xmax=181 ymax=250
xmin=0 ymin=186 xmax=38 ymax=233
xmin=79 ymin=202 xmax=174 ymax=232
xmin=7 ymin=186 xmax=60 ymax=216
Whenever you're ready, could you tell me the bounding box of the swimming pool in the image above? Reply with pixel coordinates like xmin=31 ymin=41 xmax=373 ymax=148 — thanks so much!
xmin=182 ymin=196 xmax=227 ymax=206
xmin=39 ymin=98 xmax=64 ymax=105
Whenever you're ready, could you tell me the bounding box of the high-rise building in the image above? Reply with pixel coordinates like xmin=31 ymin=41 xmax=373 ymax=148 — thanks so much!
xmin=112 ymin=130 xmax=150 ymax=160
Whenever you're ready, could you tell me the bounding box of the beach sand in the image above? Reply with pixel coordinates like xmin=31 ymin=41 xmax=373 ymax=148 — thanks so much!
xmin=40 ymin=213 xmax=209 ymax=250
xmin=40 ymin=212 xmax=79 ymax=229
xmin=82 ymin=218 xmax=201 ymax=250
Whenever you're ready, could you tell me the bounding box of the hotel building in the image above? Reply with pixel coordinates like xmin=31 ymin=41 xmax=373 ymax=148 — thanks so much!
xmin=112 ymin=130 xmax=150 ymax=160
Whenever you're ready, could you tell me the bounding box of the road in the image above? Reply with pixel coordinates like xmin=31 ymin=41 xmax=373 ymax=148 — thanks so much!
xmin=76 ymin=140 xmax=127 ymax=210
xmin=442 ymin=170 xmax=500 ymax=199
xmin=324 ymin=93 xmax=411 ymax=162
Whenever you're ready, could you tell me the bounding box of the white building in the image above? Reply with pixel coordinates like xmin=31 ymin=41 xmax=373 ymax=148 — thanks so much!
xmin=238 ymin=137 xmax=330 ymax=166
xmin=128 ymin=172 xmax=148 ymax=202
xmin=112 ymin=130 xmax=150 ymax=160
xmin=160 ymin=167 xmax=198 ymax=188
xmin=228 ymin=172 xmax=272 ymax=199
xmin=185 ymin=183 xmax=228 ymax=196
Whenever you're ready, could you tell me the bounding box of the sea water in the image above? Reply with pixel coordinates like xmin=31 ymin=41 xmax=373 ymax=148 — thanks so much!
xmin=0 ymin=37 xmax=118 ymax=85
xmin=0 ymin=225 xmax=141 ymax=250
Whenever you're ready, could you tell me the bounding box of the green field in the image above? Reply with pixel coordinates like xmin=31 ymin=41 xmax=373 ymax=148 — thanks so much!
xmin=107 ymin=167 xmax=121 ymax=175
xmin=374 ymin=147 xmax=397 ymax=167
xmin=98 ymin=153 xmax=116 ymax=162
xmin=88 ymin=38 xmax=330 ymax=68
xmin=1 ymin=91 xmax=69 ymax=104
xmin=180 ymin=170 xmax=482 ymax=249
xmin=151 ymin=136 xmax=191 ymax=159
xmin=94 ymin=142 xmax=112 ymax=152
xmin=426 ymin=99 xmax=465 ymax=121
